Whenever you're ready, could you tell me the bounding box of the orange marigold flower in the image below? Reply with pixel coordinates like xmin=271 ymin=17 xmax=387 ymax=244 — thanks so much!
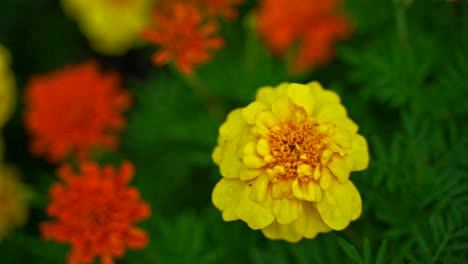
xmin=257 ymin=0 xmax=351 ymax=72
xmin=193 ymin=0 xmax=244 ymax=21
xmin=293 ymin=15 xmax=350 ymax=71
xmin=40 ymin=161 xmax=151 ymax=264
xmin=24 ymin=61 xmax=131 ymax=162
xmin=141 ymin=2 xmax=224 ymax=75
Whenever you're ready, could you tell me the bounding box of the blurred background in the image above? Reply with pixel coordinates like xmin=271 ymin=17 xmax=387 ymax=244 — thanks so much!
xmin=0 ymin=0 xmax=467 ymax=263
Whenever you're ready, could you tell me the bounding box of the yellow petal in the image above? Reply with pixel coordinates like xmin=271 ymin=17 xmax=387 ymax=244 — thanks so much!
xmin=256 ymin=138 xmax=271 ymax=157
xmin=272 ymin=179 xmax=293 ymax=199
xmin=261 ymin=217 xmax=306 ymax=243
xmin=349 ymin=134 xmax=369 ymax=171
xmin=319 ymin=167 xmax=332 ymax=190
xmin=219 ymin=140 xmax=243 ymax=178
xmin=313 ymin=166 xmax=321 ymax=181
xmin=302 ymin=202 xmax=332 ymax=238
xmin=250 ymin=175 xmax=270 ymax=202
xmin=235 ymin=185 xmax=274 ymax=230
xmin=271 ymin=96 xmax=294 ymax=123
xmin=321 ymin=149 xmax=334 ymax=165
xmin=316 ymin=104 xmax=358 ymax=133
xmin=305 ymin=181 xmax=323 ymax=202
xmin=219 ymin=109 xmax=248 ymax=140
xmin=307 ymin=81 xmax=340 ymax=113
xmin=212 ymin=146 xmax=222 ymax=165
xmin=255 ymin=86 xmax=276 ymax=104
xmin=286 ymin=83 xmax=315 ymax=115
xmin=256 ymin=83 xmax=289 ymax=104
xmin=272 ymin=198 xmax=303 ymax=224
xmin=243 ymin=141 xmax=256 ymax=156
xmin=243 ymin=155 xmax=266 ymax=169
xmin=242 ymin=101 xmax=269 ymax=125
xmin=316 ymin=180 xmax=362 ymax=230
xmin=239 ymin=167 xmax=262 ymax=181
xmin=292 ymin=179 xmax=307 ymax=200
xmin=330 ymin=128 xmax=352 ymax=149
xmin=297 ymin=164 xmax=313 ymax=177
xmin=327 ymin=154 xmax=353 ymax=183
xmin=236 ymin=129 xmax=257 ymax=157
xmin=212 ymin=178 xmax=245 ymax=221
xmin=292 ymin=180 xmax=322 ymax=202
xmin=254 ymin=110 xmax=278 ymax=136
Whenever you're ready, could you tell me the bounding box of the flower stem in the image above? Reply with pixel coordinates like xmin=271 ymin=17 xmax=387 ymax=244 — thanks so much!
xmin=173 ymin=65 xmax=226 ymax=120
xmin=395 ymin=4 xmax=412 ymax=53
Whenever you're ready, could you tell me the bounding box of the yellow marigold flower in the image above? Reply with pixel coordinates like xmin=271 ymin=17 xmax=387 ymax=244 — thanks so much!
xmin=62 ymin=0 xmax=155 ymax=55
xmin=0 ymin=136 xmax=4 ymax=161
xmin=0 ymin=164 xmax=28 ymax=241
xmin=0 ymin=44 xmax=15 ymax=128
xmin=212 ymin=82 xmax=369 ymax=242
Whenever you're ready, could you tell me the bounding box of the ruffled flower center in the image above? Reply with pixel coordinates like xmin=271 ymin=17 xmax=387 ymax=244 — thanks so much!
xmin=268 ymin=121 xmax=326 ymax=182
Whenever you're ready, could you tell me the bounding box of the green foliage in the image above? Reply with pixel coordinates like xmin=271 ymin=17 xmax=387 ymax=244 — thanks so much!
xmin=1 ymin=0 xmax=467 ymax=263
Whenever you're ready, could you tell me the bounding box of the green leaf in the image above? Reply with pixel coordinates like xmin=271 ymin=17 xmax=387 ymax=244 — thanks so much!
xmin=375 ymin=240 xmax=388 ymax=264
xmin=338 ymin=237 xmax=363 ymax=264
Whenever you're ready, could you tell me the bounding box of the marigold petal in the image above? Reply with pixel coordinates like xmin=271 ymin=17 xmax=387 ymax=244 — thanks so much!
xmin=286 ymin=83 xmax=315 ymax=115
xmin=152 ymin=50 xmax=172 ymax=66
xmin=308 ymin=82 xmax=340 ymax=110
xmin=235 ymin=185 xmax=274 ymax=229
xmin=292 ymin=179 xmax=307 ymax=200
xmin=349 ymin=134 xmax=369 ymax=171
xmin=115 ymin=161 xmax=134 ymax=187
xmin=272 ymin=198 xmax=303 ymax=224
xmin=253 ymin=110 xmax=279 ymax=137
xmin=249 ymin=175 xmax=270 ymax=202
xmin=243 ymin=155 xmax=266 ymax=169
xmin=219 ymin=140 xmax=243 ymax=178
xmin=212 ymin=146 xmax=223 ymax=164
xmin=239 ymin=167 xmax=262 ymax=181
xmin=101 ymin=255 xmax=114 ymax=264
xmin=272 ymin=178 xmax=293 ymax=199
xmin=329 ymin=128 xmax=353 ymax=149
xmin=319 ymin=167 xmax=332 ymax=190
xmin=125 ymin=227 xmax=149 ymax=249
xmin=242 ymin=101 xmax=269 ymax=125
xmin=271 ymin=96 xmax=294 ymax=123
xmin=255 ymin=86 xmax=276 ymax=104
xmin=316 ymin=180 xmax=362 ymax=230
xmin=212 ymin=178 xmax=244 ymax=221
xmin=302 ymin=202 xmax=331 ymax=238
xmin=316 ymin=103 xmax=358 ymax=133
xmin=291 ymin=179 xmax=323 ymax=202
xmin=306 ymin=181 xmax=323 ymax=202
xmin=256 ymin=138 xmax=271 ymax=157
xmin=218 ymin=108 xmax=247 ymax=139
xmin=328 ymin=154 xmax=353 ymax=183
xmin=261 ymin=216 xmax=306 ymax=243
xmin=256 ymin=110 xmax=279 ymax=129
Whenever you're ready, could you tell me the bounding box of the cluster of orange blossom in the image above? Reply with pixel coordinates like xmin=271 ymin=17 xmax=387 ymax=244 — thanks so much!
xmin=257 ymin=0 xmax=352 ymax=73
xmin=142 ymin=0 xmax=244 ymax=75
xmin=22 ymin=61 xmax=151 ymax=264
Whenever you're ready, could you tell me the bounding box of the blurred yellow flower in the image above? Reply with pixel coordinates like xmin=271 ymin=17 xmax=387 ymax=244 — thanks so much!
xmin=62 ymin=0 xmax=155 ymax=55
xmin=0 ymin=164 xmax=28 ymax=241
xmin=0 ymin=44 xmax=15 ymax=128
xmin=212 ymin=82 xmax=369 ymax=242
xmin=0 ymin=137 xmax=3 ymax=161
